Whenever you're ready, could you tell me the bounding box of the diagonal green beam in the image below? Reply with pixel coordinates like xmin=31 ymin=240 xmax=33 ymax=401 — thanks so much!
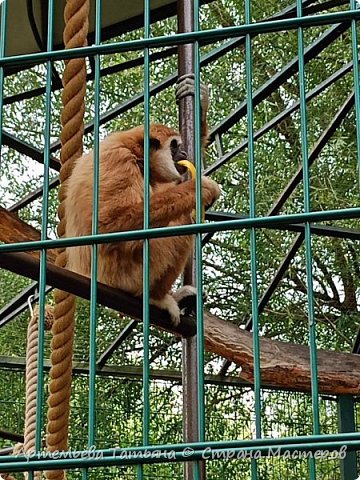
xmin=210 ymin=22 xmax=349 ymax=140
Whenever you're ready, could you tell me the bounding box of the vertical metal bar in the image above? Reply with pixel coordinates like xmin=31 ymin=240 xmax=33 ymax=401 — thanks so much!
xmin=143 ymin=0 xmax=151 ymax=443
xmin=245 ymin=1 xmax=261 ymax=479
xmin=296 ymin=1 xmax=320 ymax=478
xmin=337 ymin=395 xmax=358 ymax=479
xmin=137 ymin=1 xmax=151 ymax=479
xmin=178 ymin=0 xmax=205 ymax=478
xmin=88 ymin=0 xmax=102 ymax=466
xmin=0 ymin=0 xmax=6 ymax=168
xmin=35 ymin=0 xmax=54 ymax=460
xmin=194 ymin=2 xmax=205 ymax=477
xmin=350 ymin=0 xmax=360 ymax=183
xmin=194 ymin=0 xmax=205 ymax=451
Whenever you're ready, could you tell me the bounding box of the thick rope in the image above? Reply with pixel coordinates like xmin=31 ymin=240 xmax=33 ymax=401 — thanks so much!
xmin=23 ymin=305 xmax=54 ymax=480
xmin=46 ymin=1 xmax=89 ymax=479
xmin=0 ymin=306 xmax=54 ymax=480
xmin=1 ymin=443 xmax=26 ymax=480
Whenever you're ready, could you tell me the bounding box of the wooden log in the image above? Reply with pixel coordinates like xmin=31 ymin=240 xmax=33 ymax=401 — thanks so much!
xmin=204 ymin=312 xmax=360 ymax=395
xmin=0 ymin=206 xmax=56 ymax=263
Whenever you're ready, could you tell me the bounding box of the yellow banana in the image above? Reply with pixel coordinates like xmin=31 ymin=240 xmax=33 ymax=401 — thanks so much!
xmin=177 ymin=159 xmax=197 ymax=179
xmin=177 ymin=160 xmax=205 ymax=222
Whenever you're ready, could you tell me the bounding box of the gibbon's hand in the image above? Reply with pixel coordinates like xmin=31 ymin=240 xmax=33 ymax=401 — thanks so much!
xmin=175 ymin=73 xmax=209 ymax=120
xmin=201 ymin=176 xmax=220 ymax=210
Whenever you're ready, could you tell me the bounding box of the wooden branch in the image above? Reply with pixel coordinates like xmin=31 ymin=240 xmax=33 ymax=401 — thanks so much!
xmin=0 ymin=429 xmax=23 ymax=443
xmin=1 ymin=210 xmax=360 ymax=395
xmin=0 ymin=206 xmax=56 ymax=263
xmin=204 ymin=312 xmax=360 ymax=395
xmin=0 ymin=251 xmax=197 ymax=338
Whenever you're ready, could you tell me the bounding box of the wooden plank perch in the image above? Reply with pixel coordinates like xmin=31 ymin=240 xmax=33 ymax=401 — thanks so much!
xmin=1 ymin=207 xmax=360 ymax=395
xmin=0 ymin=206 xmax=56 ymax=263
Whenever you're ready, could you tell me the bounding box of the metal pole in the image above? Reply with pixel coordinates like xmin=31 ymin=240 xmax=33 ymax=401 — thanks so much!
xmin=178 ymin=1 xmax=206 ymax=479
xmin=337 ymin=395 xmax=358 ymax=479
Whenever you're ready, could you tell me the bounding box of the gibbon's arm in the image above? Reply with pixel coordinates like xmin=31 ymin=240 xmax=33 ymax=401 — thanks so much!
xmin=98 ymin=179 xmax=197 ymax=233
xmin=96 ymin=146 xmax=197 ymax=233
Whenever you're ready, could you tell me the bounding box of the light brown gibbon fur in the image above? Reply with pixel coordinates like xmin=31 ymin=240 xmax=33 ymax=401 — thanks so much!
xmin=65 ymin=84 xmax=220 ymax=325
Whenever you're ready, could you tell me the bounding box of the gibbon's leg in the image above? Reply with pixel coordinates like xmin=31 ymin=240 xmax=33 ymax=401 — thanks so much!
xmin=147 ymin=232 xmax=193 ymax=326
xmin=149 ymin=235 xmax=193 ymax=298
xmin=98 ymin=176 xmax=220 ymax=234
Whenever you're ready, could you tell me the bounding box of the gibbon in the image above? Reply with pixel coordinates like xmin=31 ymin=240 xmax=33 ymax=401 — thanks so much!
xmin=64 ymin=75 xmax=220 ymax=325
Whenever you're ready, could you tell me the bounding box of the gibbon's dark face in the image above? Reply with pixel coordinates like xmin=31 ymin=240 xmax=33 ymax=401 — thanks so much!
xmin=170 ymin=138 xmax=188 ymax=174
xmin=150 ymin=135 xmax=189 ymax=182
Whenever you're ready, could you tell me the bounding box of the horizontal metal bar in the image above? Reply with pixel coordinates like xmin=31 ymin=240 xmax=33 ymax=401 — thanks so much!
xmin=0 ymin=11 xmax=359 ymax=68
xmin=207 ymin=211 xmax=360 ymax=240
xmin=0 ymin=207 xmax=359 ymax=254
xmin=1 ymin=436 xmax=360 ymax=471
xmin=0 ymin=355 xmax=249 ymax=387
xmin=1 ymin=429 xmax=359 ymax=462
xmin=0 ymin=252 xmax=196 ymax=338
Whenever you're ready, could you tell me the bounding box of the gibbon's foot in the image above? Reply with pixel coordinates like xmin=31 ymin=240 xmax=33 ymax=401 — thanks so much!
xmin=150 ymin=294 xmax=181 ymax=326
xmin=175 ymin=73 xmax=209 ymax=117
xmin=173 ymin=285 xmax=208 ymax=314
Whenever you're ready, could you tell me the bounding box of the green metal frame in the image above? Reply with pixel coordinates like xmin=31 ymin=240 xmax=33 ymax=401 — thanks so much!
xmin=0 ymin=0 xmax=359 ymax=479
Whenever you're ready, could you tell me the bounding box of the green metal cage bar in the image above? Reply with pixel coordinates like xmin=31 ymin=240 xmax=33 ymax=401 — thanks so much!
xmin=2 ymin=430 xmax=360 ymax=463
xmin=138 ymin=1 xmax=152 ymax=479
xmin=87 ymin=1 xmax=102 ymax=477
xmin=244 ymin=2 xmax=261 ymax=480
xmin=193 ymin=2 xmax=206 ymax=480
xmin=350 ymin=0 xmax=360 ymax=180
xmin=296 ymin=1 xmax=320 ymax=479
xmin=1 ymin=207 xmax=359 ymax=255
xmin=1 ymin=9 xmax=360 ymax=68
xmin=0 ymin=435 xmax=359 ymax=472
xmin=35 ymin=0 xmax=55 ymax=472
